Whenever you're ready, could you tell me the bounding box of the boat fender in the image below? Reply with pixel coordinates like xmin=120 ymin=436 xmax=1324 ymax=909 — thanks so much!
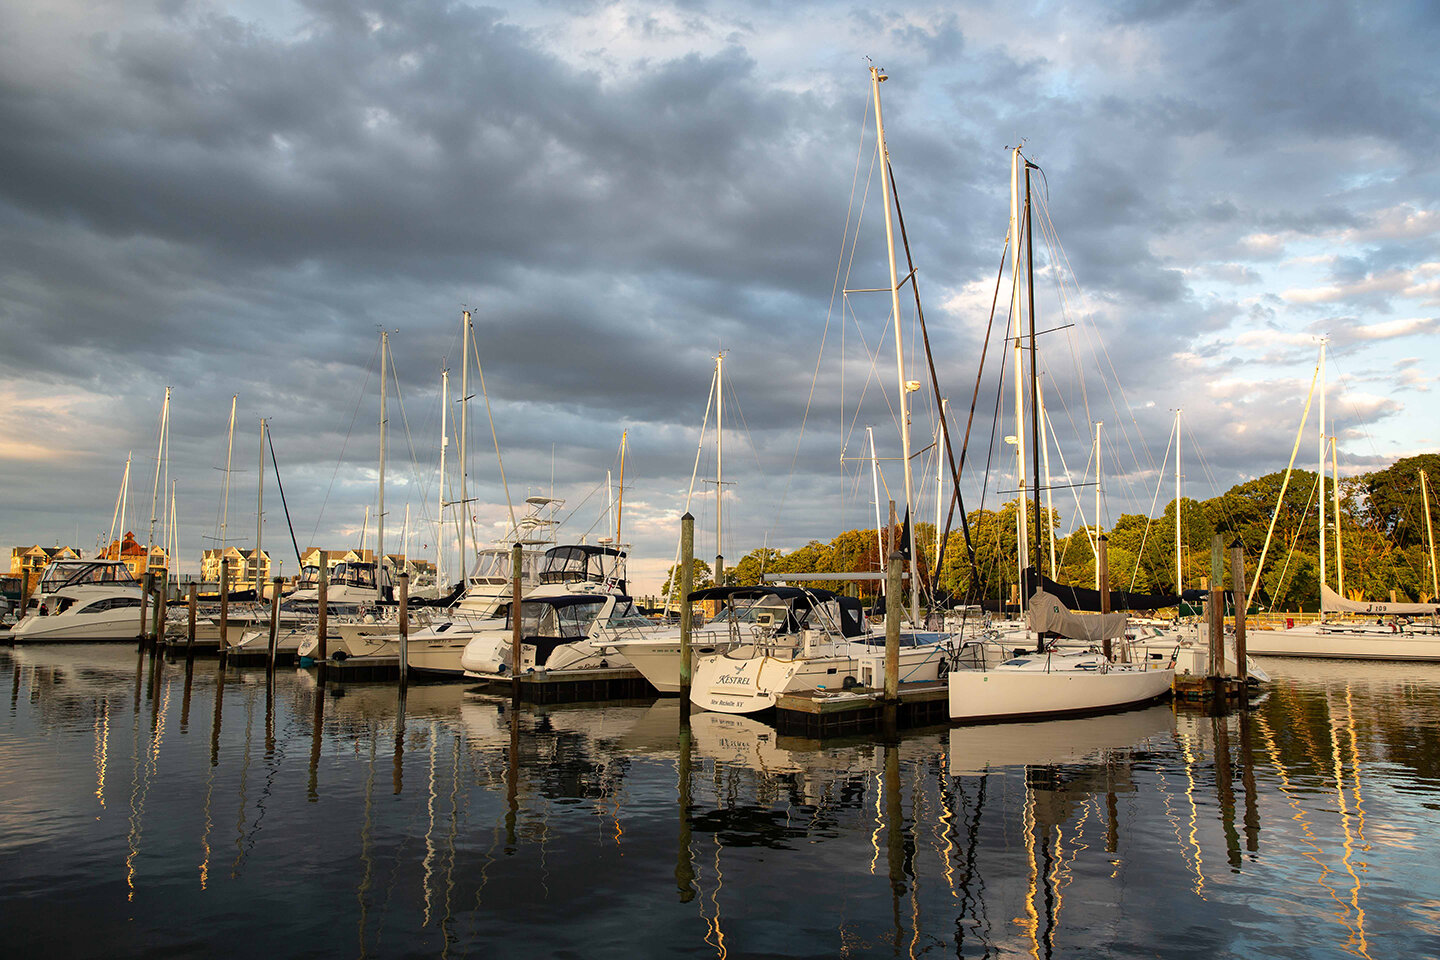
xmin=333 ymin=650 xmax=349 ymax=661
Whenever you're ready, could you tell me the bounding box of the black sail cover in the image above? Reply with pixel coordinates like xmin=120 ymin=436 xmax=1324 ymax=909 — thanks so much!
xmin=1024 ymin=567 xmax=1180 ymax=612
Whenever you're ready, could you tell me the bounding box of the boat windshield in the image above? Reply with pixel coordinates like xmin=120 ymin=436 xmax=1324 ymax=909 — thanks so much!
xmin=39 ymin=561 xmax=138 ymax=592
xmin=538 ymin=546 xmax=627 ymax=588
xmin=506 ymin=598 xmax=608 ymax=638
xmin=605 ymin=599 xmax=653 ymax=629
xmin=470 ymin=548 xmax=545 ymax=587
xmin=296 ymin=565 xmax=322 ymax=588
xmin=333 ymin=562 xmax=378 ymax=589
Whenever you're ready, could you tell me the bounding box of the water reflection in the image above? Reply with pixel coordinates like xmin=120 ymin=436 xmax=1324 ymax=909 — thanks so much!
xmin=2 ymin=647 xmax=1440 ymax=958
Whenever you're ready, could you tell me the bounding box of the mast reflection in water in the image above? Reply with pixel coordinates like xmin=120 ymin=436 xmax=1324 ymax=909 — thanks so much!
xmin=1 ymin=646 xmax=1438 ymax=958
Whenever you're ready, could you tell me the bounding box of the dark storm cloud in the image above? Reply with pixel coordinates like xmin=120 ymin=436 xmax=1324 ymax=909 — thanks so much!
xmin=1 ymin=0 xmax=1436 ymax=580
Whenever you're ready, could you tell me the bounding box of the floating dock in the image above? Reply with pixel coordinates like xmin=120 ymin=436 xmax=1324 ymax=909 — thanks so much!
xmin=470 ymin=666 xmax=655 ymax=703
xmin=773 ymin=682 xmax=950 ymax=737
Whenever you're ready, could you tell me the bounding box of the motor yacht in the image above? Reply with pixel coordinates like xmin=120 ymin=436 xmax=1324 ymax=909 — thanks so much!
xmin=10 ymin=559 xmax=147 ymax=642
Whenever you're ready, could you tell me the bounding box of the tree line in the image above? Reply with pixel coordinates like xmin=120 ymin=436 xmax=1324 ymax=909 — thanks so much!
xmin=661 ymin=454 xmax=1440 ymax=612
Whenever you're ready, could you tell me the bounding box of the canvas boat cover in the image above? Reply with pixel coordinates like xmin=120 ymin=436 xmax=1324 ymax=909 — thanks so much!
xmin=1027 ymin=590 xmax=1128 ymax=642
xmin=1027 ymin=568 xmax=1180 ymax=612
xmin=1321 ymin=584 xmax=1440 ymax=616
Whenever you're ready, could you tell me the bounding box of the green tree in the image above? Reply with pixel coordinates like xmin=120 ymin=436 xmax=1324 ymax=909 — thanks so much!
xmin=660 ymin=559 xmax=713 ymax=601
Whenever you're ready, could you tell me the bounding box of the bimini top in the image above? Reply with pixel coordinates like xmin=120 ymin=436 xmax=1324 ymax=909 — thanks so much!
xmin=687 ymin=585 xmax=842 ymax=604
xmin=687 ymin=585 xmax=864 ymax=638
xmin=540 ymin=544 xmax=627 ymax=592
xmin=39 ymin=559 xmax=139 ymax=592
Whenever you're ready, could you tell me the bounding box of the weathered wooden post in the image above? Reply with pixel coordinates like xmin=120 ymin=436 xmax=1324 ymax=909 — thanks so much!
xmin=510 ymin=544 xmax=522 ymax=704
xmin=218 ymin=558 xmax=230 ymax=657
xmin=885 ymin=550 xmax=902 ymax=701
xmin=888 ymin=500 xmax=898 ymax=563
xmin=138 ymin=573 xmax=151 ymax=647
xmin=397 ymin=571 xmax=410 ymax=689
xmin=267 ymin=576 xmax=282 ymax=672
xmin=316 ymin=561 xmax=328 ymax=683
xmin=1209 ymin=534 xmax=1225 ymax=681
xmin=1098 ymin=535 xmax=1112 ymax=660
xmin=186 ymin=582 xmax=198 ymax=654
xmin=1230 ymin=539 xmax=1248 ymax=684
xmin=679 ymin=513 xmax=695 ymax=705
xmin=153 ymin=574 xmax=167 ymax=647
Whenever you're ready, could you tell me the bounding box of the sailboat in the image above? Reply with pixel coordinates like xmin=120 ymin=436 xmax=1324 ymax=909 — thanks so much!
xmin=1244 ymin=342 xmax=1440 ymax=660
xmin=945 ymin=146 xmax=1173 ymax=723
xmin=688 ymin=67 xmax=960 ymax=715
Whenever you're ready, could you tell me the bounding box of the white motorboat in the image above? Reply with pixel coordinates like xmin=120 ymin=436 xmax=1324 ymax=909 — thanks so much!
xmin=610 ymin=586 xmax=809 ymax=695
xmin=10 ymin=559 xmax=146 ymax=642
xmin=455 ymin=588 xmax=640 ymax=678
xmin=285 ymin=560 xmax=393 ymax=610
xmin=401 ymin=543 xmax=632 ymax=677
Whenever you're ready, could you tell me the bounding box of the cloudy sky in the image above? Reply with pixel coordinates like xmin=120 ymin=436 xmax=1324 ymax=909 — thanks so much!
xmin=1 ymin=0 xmax=1436 ymax=591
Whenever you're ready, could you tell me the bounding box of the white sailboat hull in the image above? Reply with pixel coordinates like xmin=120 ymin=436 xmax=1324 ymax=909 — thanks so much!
xmin=1245 ymin=625 xmax=1440 ymax=661
xmin=947 ymin=664 xmax=1174 ymax=723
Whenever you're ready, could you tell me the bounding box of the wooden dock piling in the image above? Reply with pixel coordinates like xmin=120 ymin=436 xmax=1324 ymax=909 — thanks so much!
xmin=266 ymin=576 xmax=282 ymax=672
xmin=218 ymin=558 xmax=230 ymax=658
xmin=316 ymin=561 xmax=328 ymax=684
xmin=509 ymin=544 xmax=522 ymax=704
xmin=1230 ymin=539 xmax=1248 ymax=684
xmin=679 ymin=513 xmax=694 ymax=704
xmin=186 ymin=583 xmax=198 ymax=654
xmin=138 ymin=573 xmax=151 ymax=646
xmin=397 ymin=571 xmax=410 ymax=689
xmin=153 ymin=576 xmax=167 ymax=646
xmin=884 ymin=551 xmax=901 ymax=702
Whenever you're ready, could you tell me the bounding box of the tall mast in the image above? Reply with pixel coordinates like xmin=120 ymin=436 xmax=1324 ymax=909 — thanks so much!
xmin=147 ymin=387 xmax=171 ymax=577
xmin=168 ymin=480 xmax=178 ymax=579
xmin=109 ymin=452 xmax=132 ymax=552
xmin=936 ymin=402 xmax=946 ymax=577
xmin=1422 ymin=469 xmax=1439 ymax=602
xmin=870 ymin=64 xmax=919 ymax=625
xmin=378 ymin=330 xmax=388 ymax=604
xmin=1318 ymin=339 xmax=1327 ymax=595
xmin=1039 ymin=379 xmax=1056 ymax=576
xmin=1175 ymin=408 xmax=1182 ymax=593
xmin=121 ymin=452 xmax=130 ymax=547
xmin=221 ymin=395 xmax=236 ymax=550
xmin=1332 ymin=433 xmax=1345 ymax=600
xmin=869 ymin=426 xmax=884 ymax=590
xmin=1095 ymin=421 xmax=1103 ymax=590
xmin=437 ymin=367 xmax=448 ymax=590
xmin=1024 ymin=159 xmax=1042 ymax=585
xmin=256 ymin=417 xmax=266 ymax=592
xmin=1009 ymin=147 xmax=1027 ymax=612
xmin=459 ymin=312 xmax=471 ymax=586
xmin=617 ymin=431 xmax=629 ymax=544
xmin=715 ymin=351 xmax=723 ymax=584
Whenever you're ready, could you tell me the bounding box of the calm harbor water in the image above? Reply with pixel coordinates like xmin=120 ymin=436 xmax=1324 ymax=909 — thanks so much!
xmin=3 ymin=645 xmax=1439 ymax=958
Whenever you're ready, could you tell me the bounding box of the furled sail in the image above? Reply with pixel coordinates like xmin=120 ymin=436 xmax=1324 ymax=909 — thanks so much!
xmin=1321 ymin=583 xmax=1439 ymax=616
xmin=1027 ymin=590 xmax=1129 ymax=641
